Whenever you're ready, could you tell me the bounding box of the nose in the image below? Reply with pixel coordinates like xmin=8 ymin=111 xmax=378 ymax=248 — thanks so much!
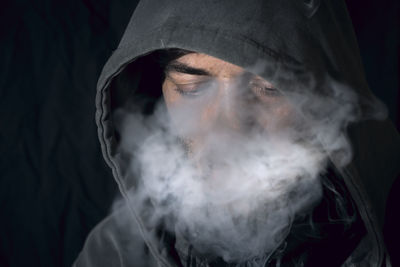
xmin=203 ymin=79 xmax=243 ymax=131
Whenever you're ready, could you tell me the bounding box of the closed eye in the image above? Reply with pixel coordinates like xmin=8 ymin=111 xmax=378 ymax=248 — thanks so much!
xmin=249 ymin=79 xmax=281 ymax=97
xmin=175 ymin=80 xmax=217 ymax=98
xmin=254 ymin=85 xmax=280 ymax=96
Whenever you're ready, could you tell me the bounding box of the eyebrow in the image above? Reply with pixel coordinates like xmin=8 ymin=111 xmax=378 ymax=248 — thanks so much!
xmin=165 ymin=62 xmax=212 ymax=76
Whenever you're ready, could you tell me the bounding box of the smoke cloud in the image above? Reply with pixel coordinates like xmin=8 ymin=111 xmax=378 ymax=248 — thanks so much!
xmin=112 ymin=68 xmax=386 ymax=265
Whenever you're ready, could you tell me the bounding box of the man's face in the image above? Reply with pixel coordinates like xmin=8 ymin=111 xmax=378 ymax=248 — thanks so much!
xmin=162 ymin=53 xmax=295 ymax=159
xmin=145 ymin=52 xmax=324 ymax=262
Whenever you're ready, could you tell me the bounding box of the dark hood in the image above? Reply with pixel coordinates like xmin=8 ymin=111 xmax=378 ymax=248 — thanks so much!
xmin=94 ymin=0 xmax=400 ymax=266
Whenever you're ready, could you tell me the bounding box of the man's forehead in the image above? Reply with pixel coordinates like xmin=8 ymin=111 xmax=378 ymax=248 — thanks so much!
xmin=172 ymin=52 xmax=244 ymax=78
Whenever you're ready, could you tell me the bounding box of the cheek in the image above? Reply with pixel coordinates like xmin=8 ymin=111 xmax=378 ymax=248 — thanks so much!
xmin=255 ymin=101 xmax=297 ymax=133
xmin=162 ymin=80 xmax=209 ymax=138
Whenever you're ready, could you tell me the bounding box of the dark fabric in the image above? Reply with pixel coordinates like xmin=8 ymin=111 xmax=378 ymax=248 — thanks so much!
xmin=0 ymin=1 xmax=139 ymax=266
xmin=346 ymin=0 xmax=400 ymax=127
xmin=0 ymin=0 xmax=398 ymax=267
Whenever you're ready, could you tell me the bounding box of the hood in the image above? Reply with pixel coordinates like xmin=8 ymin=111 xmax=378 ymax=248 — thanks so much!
xmin=95 ymin=0 xmax=400 ymax=266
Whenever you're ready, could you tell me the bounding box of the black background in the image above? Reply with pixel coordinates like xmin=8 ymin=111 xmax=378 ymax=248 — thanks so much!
xmin=0 ymin=0 xmax=398 ymax=266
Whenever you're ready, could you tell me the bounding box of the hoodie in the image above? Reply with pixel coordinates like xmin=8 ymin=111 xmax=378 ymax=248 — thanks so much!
xmin=73 ymin=0 xmax=400 ymax=266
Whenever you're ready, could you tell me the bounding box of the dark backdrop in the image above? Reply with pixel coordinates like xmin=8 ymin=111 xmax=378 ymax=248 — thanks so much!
xmin=0 ymin=0 xmax=398 ymax=266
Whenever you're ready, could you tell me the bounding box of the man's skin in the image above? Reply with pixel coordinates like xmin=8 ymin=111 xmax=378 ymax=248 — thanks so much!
xmin=162 ymin=53 xmax=295 ymax=160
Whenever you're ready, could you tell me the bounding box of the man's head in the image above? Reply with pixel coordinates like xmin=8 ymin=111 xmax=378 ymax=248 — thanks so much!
xmin=110 ymin=41 xmax=370 ymax=262
xmin=119 ymin=49 xmax=330 ymax=263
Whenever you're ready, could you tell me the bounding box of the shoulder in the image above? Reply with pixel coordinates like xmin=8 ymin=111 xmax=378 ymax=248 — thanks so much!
xmin=72 ymin=202 xmax=158 ymax=267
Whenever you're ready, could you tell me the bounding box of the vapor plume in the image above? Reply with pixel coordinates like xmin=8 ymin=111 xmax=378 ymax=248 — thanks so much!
xmin=112 ymin=70 xmax=385 ymax=265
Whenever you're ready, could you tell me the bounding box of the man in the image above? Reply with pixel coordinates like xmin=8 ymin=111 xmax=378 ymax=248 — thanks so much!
xmin=74 ymin=0 xmax=400 ymax=266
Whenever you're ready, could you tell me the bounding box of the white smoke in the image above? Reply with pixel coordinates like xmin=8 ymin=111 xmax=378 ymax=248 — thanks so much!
xmin=113 ymin=71 xmax=385 ymax=265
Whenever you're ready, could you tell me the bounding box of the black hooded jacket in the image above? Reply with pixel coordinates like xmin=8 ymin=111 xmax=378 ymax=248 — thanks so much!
xmin=73 ymin=0 xmax=400 ymax=266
